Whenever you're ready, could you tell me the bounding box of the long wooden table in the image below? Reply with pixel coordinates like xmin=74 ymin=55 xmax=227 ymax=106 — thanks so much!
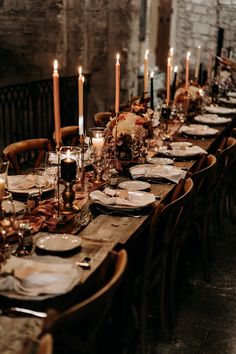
xmin=0 ymin=120 xmax=232 ymax=354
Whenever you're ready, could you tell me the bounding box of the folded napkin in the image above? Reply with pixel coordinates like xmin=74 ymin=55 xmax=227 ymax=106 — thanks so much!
xmin=159 ymin=145 xmax=207 ymax=157
xmin=129 ymin=164 xmax=186 ymax=184
xmin=90 ymin=189 xmax=155 ymax=207
xmin=0 ymin=256 xmax=80 ymax=299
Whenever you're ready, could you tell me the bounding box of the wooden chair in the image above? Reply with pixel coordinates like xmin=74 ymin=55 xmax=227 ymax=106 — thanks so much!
xmin=190 ymin=154 xmax=217 ymax=282
xmin=37 ymin=334 xmax=53 ymax=354
xmin=53 ymin=125 xmax=80 ymax=146
xmin=40 ymin=249 xmax=127 ymax=354
xmin=94 ymin=112 xmax=112 ymax=127
xmin=214 ymin=136 xmax=236 ymax=239
xmin=2 ymin=138 xmax=52 ymax=174
xmin=137 ymin=178 xmax=193 ymax=352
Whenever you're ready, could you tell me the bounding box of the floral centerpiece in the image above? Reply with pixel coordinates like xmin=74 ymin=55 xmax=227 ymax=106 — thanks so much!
xmin=106 ymin=96 xmax=153 ymax=162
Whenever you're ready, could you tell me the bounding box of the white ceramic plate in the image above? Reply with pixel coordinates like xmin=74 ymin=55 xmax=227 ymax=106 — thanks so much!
xmin=227 ymin=91 xmax=236 ymax=98
xmin=219 ymin=97 xmax=236 ymax=105
xmin=170 ymin=142 xmax=193 ymax=148
xmin=118 ymin=180 xmax=151 ymax=191
xmin=36 ymin=233 xmax=81 ymax=252
xmin=147 ymin=157 xmax=174 ymax=165
xmin=179 ymin=124 xmax=219 ymax=137
xmin=194 ymin=114 xmax=232 ymax=125
xmin=1 ymin=200 xmax=26 ymax=214
xmin=205 ymin=105 xmax=236 ymax=115
xmin=8 ymin=175 xmax=53 ymax=195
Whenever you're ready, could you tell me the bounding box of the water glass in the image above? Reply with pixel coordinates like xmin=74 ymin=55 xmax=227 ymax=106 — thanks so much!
xmin=33 ymin=167 xmax=47 ymax=203
xmin=0 ymin=160 xmax=9 ymax=190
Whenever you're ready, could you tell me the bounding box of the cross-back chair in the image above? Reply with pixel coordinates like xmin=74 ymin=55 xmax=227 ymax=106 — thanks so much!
xmin=214 ymin=136 xmax=236 ymax=239
xmin=3 ymin=138 xmax=52 ymax=174
xmin=94 ymin=112 xmax=112 ymax=127
xmin=53 ymin=125 xmax=80 ymax=146
xmin=138 ymin=177 xmax=194 ymax=353
xmin=40 ymin=249 xmax=127 ymax=354
xmin=190 ymin=154 xmax=217 ymax=282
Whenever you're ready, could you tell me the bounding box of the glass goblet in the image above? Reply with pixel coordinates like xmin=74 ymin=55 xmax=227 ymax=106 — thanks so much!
xmin=33 ymin=167 xmax=47 ymax=203
xmin=0 ymin=193 xmax=16 ymax=261
xmin=45 ymin=151 xmax=59 ymax=201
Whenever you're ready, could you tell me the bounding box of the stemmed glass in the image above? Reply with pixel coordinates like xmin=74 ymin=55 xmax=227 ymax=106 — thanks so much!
xmin=45 ymin=151 xmax=59 ymax=201
xmin=33 ymin=167 xmax=47 ymax=203
xmin=12 ymin=205 xmax=33 ymax=257
xmin=0 ymin=193 xmax=16 ymax=262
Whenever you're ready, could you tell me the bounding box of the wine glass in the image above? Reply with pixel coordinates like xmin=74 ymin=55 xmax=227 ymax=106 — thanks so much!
xmin=45 ymin=151 xmax=59 ymax=201
xmin=13 ymin=208 xmax=33 ymax=257
xmin=0 ymin=193 xmax=16 ymax=262
xmin=33 ymin=167 xmax=47 ymax=203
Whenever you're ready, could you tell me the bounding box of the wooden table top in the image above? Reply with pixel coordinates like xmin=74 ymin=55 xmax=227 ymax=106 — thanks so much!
xmin=0 ymin=119 xmax=232 ymax=354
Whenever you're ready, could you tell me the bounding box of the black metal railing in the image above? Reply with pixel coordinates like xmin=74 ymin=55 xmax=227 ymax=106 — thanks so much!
xmin=0 ymin=74 xmax=90 ymax=153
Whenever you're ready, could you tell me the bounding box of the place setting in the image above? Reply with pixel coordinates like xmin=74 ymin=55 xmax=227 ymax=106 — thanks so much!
xmin=178 ymin=124 xmax=219 ymax=139
xmin=204 ymin=104 xmax=236 ymax=115
xmin=157 ymin=141 xmax=208 ymax=160
xmin=193 ymin=114 xmax=232 ymax=125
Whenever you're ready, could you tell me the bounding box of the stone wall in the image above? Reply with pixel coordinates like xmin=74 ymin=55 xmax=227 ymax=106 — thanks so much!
xmin=173 ymin=0 xmax=236 ymax=79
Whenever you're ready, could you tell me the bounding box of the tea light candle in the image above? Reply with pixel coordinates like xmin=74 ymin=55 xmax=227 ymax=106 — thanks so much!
xmin=53 ymin=59 xmax=61 ymax=148
xmin=61 ymin=151 xmax=77 ymax=181
xmin=92 ymin=136 xmax=105 ymax=158
xmin=0 ymin=177 xmax=5 ymax=200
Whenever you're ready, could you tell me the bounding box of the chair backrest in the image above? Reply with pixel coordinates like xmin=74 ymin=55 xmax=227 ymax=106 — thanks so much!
xmin=215 ymin=136 xmax=236 ymax=182
xmin=53 ymin=125 xmax=80 ymax=146
xmin=41 ymin=249 xmax=127 ymax=354
xmin=145 ymin=177 xmax=194 ymax=287
xmin=191 ymin=154 xmax=217 ymax=204
xmin=3 ymin=138 xmax=52 ymax=174
xmin=37 ymin=334 xmax=53 ymax=354
xmin=94 ymin=112 xmax=112 ymax=127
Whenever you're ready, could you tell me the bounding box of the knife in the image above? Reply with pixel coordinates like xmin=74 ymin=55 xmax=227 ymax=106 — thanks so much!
xmin=0 ymin=307 xmax=47 ymax=318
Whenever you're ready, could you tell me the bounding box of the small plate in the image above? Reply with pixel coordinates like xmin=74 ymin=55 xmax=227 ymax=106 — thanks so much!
xmin=36 ymin=234 xmax=81 ymax=252
xmin=118 ymin=180 xmax=151 ymax=191
xmin=170 ymin=142 xmax=193 ymax=148
xmin=147 ymin=157 xmax=174 ymax=165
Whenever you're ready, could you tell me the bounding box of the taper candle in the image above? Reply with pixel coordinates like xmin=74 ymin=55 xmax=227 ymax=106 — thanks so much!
xmin=171 ymin=65 xmax=178 ymax=101
xmin=166 ymin=57 xmax=171 ymax=105
xmin=144 ymin=49 xmax=149 ymax=94
xmin=115 ymin=53 xmax=120 ymax=114
xmin=150 ymin=71 xmax=154 ymax=110
xmin=194 ymin=46 xmax=201 ymax=81
xmin=78 ymin=66 xmax=84 ymax=135
xmin=53 ymin=59 xmax=61 ymax=148
xmin=0 ymin=177 xmax=5 ymax=200
xmin=185 ymin=51 xmax=191 ymax=92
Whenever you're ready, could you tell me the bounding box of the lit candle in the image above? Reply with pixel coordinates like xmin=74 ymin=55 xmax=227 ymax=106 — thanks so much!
xmin=0 ymin=177 xmax=5 ymax=200
xmin=53 ymin=59 xmax=61 ymax=148
xmin=61 ymin=150 xmax=77 ymax=181
xmin=150 ymin=71 xmax=154 ymax=110
xmin=144 ymin=49 xmax=149 ymax=95
xmin=78 ymin=66 xmax=84 ymax=135
xmin=169 ymin=47 xmax=174 ymax=80
xmin=171 ymin=65 xmax=178 ymax=101
xmin=92 ymin=136 xmax=105 ymax=159
xmin=166 ymin=57 xmax=171 ymax=105
xmin=185 ymin=51 xmax=191 ymax=92
xmin=115 ymin=53 xmax=120 ymax=114
xmin=194 ymin=46 xmax=201 ymax=81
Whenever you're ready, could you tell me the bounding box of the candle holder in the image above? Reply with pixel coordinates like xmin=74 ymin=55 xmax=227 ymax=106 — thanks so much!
xmin=182 ymin=92 xmax=192 ymax=118
xmin=60 ymin=179 xmax=80 ymax=214
xmin=160 ymin=103 xmax=172 ymax=141
xmin=90 ymin=127 xmax=107 ymax=184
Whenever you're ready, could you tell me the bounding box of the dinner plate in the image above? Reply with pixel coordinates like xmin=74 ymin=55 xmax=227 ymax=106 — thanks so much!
xmin=205 ymin=105 xmax=236 ymax=115
xmin=8 ymin=175 xmax=53 ymax=195
xmin=227 ymin=91 xmax=236 ymax=98
xmin=193 ymin=114 xmax=231 ymax=125
xmin=179 ymin=124 xmax=219 ymax=137
xmin=158 ymin=145 xmax=207 ymax=158
xmin=36 ymin=233 xmax=81 ymax=252
xmin=90 ymin=190 xmax=155 ymax=211
xmin=219 ymin=97 xmax=236 ymax=105
xmin=2 ymin=200 xmax=26 ymax=214
xmin=118 ymin=180 xmax=151 ymax=191
xmin=147 ymin=157 xmax=174 ymax=165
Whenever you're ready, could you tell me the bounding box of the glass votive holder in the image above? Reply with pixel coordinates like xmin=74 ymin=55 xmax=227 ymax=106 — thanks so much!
xmin=89 ymin=127 xmax=106 ymax=160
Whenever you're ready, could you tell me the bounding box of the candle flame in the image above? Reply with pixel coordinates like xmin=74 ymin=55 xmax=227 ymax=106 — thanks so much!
xmin=78 ymin=66 xmax=82 ymax=75
xmin=174 ymin=65 xmax=178 ymax=73
xmin=116 ymin=53 xmax=120 ymax=63
xmin=186 ymin=51 xmax=191 ymax=60
xmin=198 ymin=45 xmax=201 ymax=49
xmin=167 ymin=57 xmax=171 ymax=66
xmin=145 ymin=49 xmax=149 ymax=58
xmin=53 ymin=59 xmax=58 ymax=71
xmin=66 ymin=149 xmax=71 ymax=158
xmin=150 ymin=71 xmax=154 ymax=78
xmin=169 ymin=47 xmax=174 ymax=56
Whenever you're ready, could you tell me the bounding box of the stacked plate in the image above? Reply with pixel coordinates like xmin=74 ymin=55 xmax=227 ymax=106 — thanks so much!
xmin=193 ymin=114 xmax=231 ymax=125
xmin=179 ymin=124 xmax=219 ymax=137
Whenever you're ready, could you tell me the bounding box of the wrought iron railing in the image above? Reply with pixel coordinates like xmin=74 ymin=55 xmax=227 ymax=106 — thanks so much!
xmin=0 ymin=75 xmax=90 ymax=153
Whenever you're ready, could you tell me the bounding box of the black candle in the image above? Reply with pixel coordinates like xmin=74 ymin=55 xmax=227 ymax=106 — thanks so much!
xmin=61 ymin=156 xmax=77 ymax=181
xmin=171 ymin=70 xmax=178 ymax=101
xmin=150 ymin=73 xmax=154 ymax=110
